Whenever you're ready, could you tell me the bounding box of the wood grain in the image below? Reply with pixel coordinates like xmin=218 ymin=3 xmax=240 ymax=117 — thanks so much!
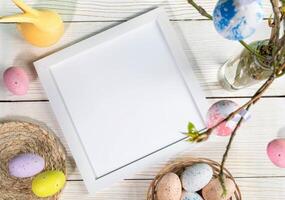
xmin=0 ymin=21 xmax=284 ymax=101
xmin=61 ymin=178 xmax=285 ymax=199
xmin=1 ymin=98 xmax=285 ymax=180
xmin=0 ymin=0 xmax=274 ymax=21
xmin=0 ymin=1 xmax=284 ymax=198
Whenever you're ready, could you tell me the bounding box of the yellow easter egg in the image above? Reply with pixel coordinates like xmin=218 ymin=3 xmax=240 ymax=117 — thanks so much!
xmin=32 ymin=170 xmax=66 ymax=198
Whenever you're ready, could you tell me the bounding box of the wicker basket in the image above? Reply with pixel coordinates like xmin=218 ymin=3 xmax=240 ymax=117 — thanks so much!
xmin=0 ymin=121 xmax=67 ymax=200
xmin=147 ymin=157 xmax=241 ymax=200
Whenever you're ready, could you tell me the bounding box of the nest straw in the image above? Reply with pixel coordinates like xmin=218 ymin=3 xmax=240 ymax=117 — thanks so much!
xmin=0 ymin=121 xmax=66 ymax=200
xmin=147 ymin=157 xmax=241 ymax=200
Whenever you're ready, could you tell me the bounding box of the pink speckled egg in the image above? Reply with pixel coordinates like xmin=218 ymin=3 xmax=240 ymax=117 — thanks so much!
xmin=3 ymin=67 xmax=29 ymax=95
xmin=9 ymin=153 xmax=45 ymax=178
xmin=206 ymin=100 xmax=238 ymax=136
xmin=267 ymin=139 xmax=285 ymax=168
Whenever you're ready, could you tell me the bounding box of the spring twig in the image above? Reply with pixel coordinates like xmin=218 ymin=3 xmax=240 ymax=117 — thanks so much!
xmin=218 ymin=105 xmax=250 ymax=196
xmin=187 ymin=0 xmax=212 ymax=20
xmin=269 ymin=0 xmax=281 ymax=46
xmin=217 ymin=74 xmax=275 ymax=195
xmin=186 ymin=0 xmax=283 ymax=196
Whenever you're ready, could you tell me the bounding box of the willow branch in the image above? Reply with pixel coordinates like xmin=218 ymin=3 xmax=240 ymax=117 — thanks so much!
xmin=276 ymin=61 xmax=285 ymax=76
xmin=269 ymin=0 xmax=281 ymax=46
xmin=274 ymin=31 xmax=285 ymax=57
xmin=192 ymin=74 xmax=276 ymax=194
xmin=239 ymin=40 xmax=266 ymax=61
xmin=187 ymin=0 xmax=212 ymax=20
xmin=218 ymin=104 xmax=251 ymax=196
xmin=206 ymin=74 xmax=275 ymax=134
xmin=186 ymin=0 xmax=280 ymax=195
xmin=217 ymin=73 xmax=275 ymax=194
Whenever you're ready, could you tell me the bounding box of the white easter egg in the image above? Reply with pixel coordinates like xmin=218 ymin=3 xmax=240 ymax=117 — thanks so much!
xmin=181 ymin=163 xmax=213 ymax=192
xmin=181 ymin=191 xmax=203 ymax=200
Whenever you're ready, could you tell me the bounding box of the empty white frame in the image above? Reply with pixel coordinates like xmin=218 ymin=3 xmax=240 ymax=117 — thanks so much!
xmin=35 ymin=8 xmax=208 ymax=194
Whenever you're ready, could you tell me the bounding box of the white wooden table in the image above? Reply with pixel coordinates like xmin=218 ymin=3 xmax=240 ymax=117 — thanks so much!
xmin=1 ymin=0 xmax=285 ymax=199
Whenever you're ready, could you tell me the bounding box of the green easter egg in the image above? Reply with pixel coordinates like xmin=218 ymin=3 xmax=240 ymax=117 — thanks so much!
xmin=32 ymin=170 xmax=66 ymax=197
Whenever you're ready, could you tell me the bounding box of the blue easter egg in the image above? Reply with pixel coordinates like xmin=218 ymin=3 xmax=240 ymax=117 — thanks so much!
xmin=181 ymin=191 xmax=203 ymax=200
xmin=213 ymin=0 xmax=264 ymax=40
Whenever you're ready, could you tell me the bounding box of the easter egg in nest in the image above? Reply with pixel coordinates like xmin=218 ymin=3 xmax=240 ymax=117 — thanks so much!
xmin=181 ymin=163 xmax=213 ymax=192
xmin=181 ymin=191 xmax=203 ymax=200
xmin=32 ymin=170 xmax=66 ymax=197
xmin=8 ymin=153 xmax=45 ymax=178
xmin=156 ymin=172 xmax=182 ymax=200
xmin=202 ymin=178 xmax=236 ymax=200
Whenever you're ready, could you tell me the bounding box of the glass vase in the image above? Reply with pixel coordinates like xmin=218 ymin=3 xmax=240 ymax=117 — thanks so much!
xmin=218 ymin=40 xmax=273 ymax=90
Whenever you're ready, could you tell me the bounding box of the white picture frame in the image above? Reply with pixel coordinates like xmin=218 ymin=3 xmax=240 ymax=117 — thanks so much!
xmin=35 ymin=7 xmax=208 ymax=195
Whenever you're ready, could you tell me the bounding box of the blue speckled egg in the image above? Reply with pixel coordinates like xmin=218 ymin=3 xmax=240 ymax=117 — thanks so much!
xmin=213 ymin=0 xmax=264 ymax=40
xmin=8 ymin=153 xmax=45 ymax=178
xmin=181 ymin=163 xmax=213 ymax=192
xmin=181 ymin=191 xmax=203 ymax=200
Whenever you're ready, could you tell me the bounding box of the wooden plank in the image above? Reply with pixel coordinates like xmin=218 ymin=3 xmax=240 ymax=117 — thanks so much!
xmin=61 ymin=178 xmax=285 ymax=199
xmin=0 ymin=0 xmax=274 ymax=21
xmin=0 ymin=21 xmax=284 ymax=101
xmin=1 ymin=98 xmax=285 ymax=180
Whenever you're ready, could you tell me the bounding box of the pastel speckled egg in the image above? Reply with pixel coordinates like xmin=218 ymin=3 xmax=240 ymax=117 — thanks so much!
xmin=32 ymin=170 xmax=66 ymax=198
xmin=181 ymin=191 xmax=203 ymax=200
xmin=206 ymin=100 xmax=238 ymax=136
xmin=8 ymin=153 xmax=45 ymax=178
xmin=3 ymin=67 xmax=29 ymax=95
xmin=181 ymin=163 xmax=213 ymax=192
xmin=156 ymin=173 xmax=182 ymax=200
xmin=267 ymin=139 xmax=285 ymax=168
xmin=202 ymin=178 xmax=235 ymax=200
xmin=213 ymin=0 xmax=264 ymax=40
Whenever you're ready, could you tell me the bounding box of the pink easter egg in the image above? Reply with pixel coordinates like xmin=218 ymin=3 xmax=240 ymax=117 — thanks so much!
xmin=3 ymin=67 xmax=29 ymax=95
xmin=206 ymin=100 xmax=238 ymax=136
xmin=267 ymin=139 xmax=285 ymax=168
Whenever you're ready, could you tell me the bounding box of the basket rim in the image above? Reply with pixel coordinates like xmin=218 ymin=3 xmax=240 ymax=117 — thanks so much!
xmin=146 ymin=157 xmax=242 ymax=200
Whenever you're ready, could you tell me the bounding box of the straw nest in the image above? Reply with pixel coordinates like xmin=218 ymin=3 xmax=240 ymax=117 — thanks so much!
xmin=147 ymin=157 xmax=241 ymax=200
xmin=0 ymin=121 xmax=66 ymax=200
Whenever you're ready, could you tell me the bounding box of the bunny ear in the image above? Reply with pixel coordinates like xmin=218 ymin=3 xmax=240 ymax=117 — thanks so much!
xmin=12 ymin=0 xmax=39 ymax=15
xmin=0 ymin=13 xmax=36 ymax=23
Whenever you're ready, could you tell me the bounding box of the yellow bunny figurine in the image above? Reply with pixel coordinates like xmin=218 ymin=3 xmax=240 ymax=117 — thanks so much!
xmin=0 ymin=0 xmax=64 ymax=47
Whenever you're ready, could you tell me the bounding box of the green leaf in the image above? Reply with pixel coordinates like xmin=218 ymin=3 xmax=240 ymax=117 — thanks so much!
xmin=187 ymin=122 xmax=197 ymax=133
xmin=186 ymin=132 xmax=196 ymax=138
xmin=186 ymin=138 xmax=194 ymax=142
xmin=186 ymin=122 xmax=202 ymax=143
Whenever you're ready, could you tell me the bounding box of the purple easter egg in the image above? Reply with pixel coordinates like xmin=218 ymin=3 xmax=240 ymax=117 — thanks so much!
xmin=3 ymin=67 xmax=29 ymax=95
xmin=206 ymin=100 xmax=238 ymax=136
xmin=8 ymin=153 xmax=45 ymax=178
xmin=267 ymin=139 xmax=285 ymax=168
